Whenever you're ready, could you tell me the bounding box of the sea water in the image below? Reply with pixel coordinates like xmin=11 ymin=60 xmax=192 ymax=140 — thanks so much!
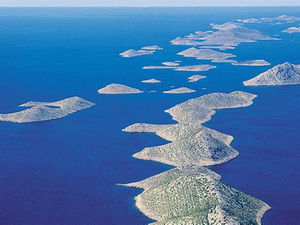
xmin=0 ymin=7 xmax=299 ymax=225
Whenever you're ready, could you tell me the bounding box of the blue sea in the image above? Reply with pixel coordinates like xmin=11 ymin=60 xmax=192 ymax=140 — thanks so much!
xmin=0 ymin=7 xmax=299 ymax=225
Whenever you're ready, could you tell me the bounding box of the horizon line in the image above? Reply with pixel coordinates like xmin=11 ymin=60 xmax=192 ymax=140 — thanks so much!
xmin=1 ymin=5 xmax=300 ymax=8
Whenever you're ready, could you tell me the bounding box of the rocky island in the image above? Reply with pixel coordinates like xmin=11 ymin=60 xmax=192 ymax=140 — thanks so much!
xmin=120 ymin=49 xmax=154 ymax=57
xmin=124 ymin=122 xmax=238 ymax=167
xmin=244 ymin=62 xmax=300 ymax=86
xmin=165 ymin=91 xmax=257 ymax=124
xmin=178 ymin=47 xmax=236 ymax=63
xmin=232 ymin=60 xmax=271 ymax=66
xmin=162 ymin=62 xmax=180 ymax=66
xmin=188 ymin=75 xmax=207 ymax=82
xmin=282 ymin=27 xmax=300 ymax=33
xmin=142 ymin=79 xmax=162 ymax=83
xmin=236 ymin=15 xmax=300 ymax=24
xmin=143 ymin=64 xmax=216 ymax=72
xmin=163 ymin=87 xmax=196 ymax=94
xmin=120 ymin=45 xmax=162 ymax=57
xmin=120 ymin=166 xmax=270 ymax=225
xmin=98 ymin=83 xmax=143 ymax=94
xmin=0 ymin=97 xmax=95 ymax=123
xmin=141 ymin=45 xmax=163 ymax=50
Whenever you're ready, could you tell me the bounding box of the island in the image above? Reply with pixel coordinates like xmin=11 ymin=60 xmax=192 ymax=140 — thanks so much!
xmin=143 ymin=64 xmax=216 ymax=72
xmin=123 ymin=122 xmax=233 ymax=144
xmin=141 ymin=45 xmax=163 ymax=50
xmin=175 ymin=65 xmax=217 ymax=72
xmin=124 ymin=122 xmax=237 ymax=167
xmin=232 ymin=60 xmax=271 ymax=66
xmin=171 ymin=22 xmax=278 ymax=49
xmin=98 ymin=83 xmax=143 ymax=94
xmin=162 ymin=62 xmax=180 ymax=66
xmin=120 ymin=49 xmax=154 ymax=57
xmin=282 ymin=27 xmax=300 ymax=33
xmin=120 ymin=166 xmax=270 ymax=225
xmin=236 ymin=15 xmax=300 ymax=24
xmin=235 ymin=18 xmax=262 ymax=23
xmin=171 ymin=37 xmax=204 ymax=46
xmin=261 ymin=14 xmax=300 ymax=23
xmin=142 ymin=66 xmax=176 ymax=70
xmin=165 ymin=91 xmax=257 ymax=124
xmin=188 ymin=75 xmax=206 ymax=82
xmin=142 ymin=79 xmax=161 ymax=83
xmin=201 ymin=45 xmax=235 ymax=50
xmin=243 ymin=62 xmax=300 ymax=86
xmin=163 ymin=87 xmax=196 ymax=94
xmin=121 ymin=87 xmax=270 ymax=224
xmin=0 ymin=97 xmax=95 ymax=123
xmin=120 ymin=45 xmax=163 ymax=57
xmin=177 ymin=47 xmax=236 ymax=63
xmin=123 ymin=91 xmax=256 ymax=167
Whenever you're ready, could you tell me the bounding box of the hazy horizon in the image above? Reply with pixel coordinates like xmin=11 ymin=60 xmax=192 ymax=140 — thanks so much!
xmin=1 ymin=0 xmax=300 ymax=7
xmin=2 ymin=6 xmax=300 ymax=8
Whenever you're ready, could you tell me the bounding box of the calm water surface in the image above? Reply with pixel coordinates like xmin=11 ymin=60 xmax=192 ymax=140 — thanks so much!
xmin=0 ymin=7 xmax=299 ymax=225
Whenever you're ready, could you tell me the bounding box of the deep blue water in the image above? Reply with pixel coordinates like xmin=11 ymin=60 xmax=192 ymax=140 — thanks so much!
xmin=0 ymin=7 xmax=299 ymax=225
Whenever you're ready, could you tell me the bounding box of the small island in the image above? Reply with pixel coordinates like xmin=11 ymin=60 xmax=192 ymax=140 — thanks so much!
xmin=162 ymin=62 xmax=180 ymax=66
xmin=235 ymin=18 xmax=262 ymax=23
xmin=236 ymin=15 xmax=300 ymax=24
xmin=143 ymin=64 xmax=216 ymax=72
xmin=0 ymin=97 xmax=95 ymax=123
xmin=141 ymin=79 xmax=161 ymax=83
xmin=141 ymin=45 xmax=163 ymax=50
xmin=163 ymin=87 xmax=196 ymax=94
xmin=188 ymin=75 xmax=206 ymax=82
xmin=175 ymin=65 xmax=217 ymax=72
xmin=282 ymin=27 xmax=300 ymax=33
xmin=120 ymin=45 xmax=162 ymax=57
xmin=178 ymin=47 xmax=236 ymax=63
xmin=232 ymin=59 xmax=271 ymax=66
xmin=120 ymin=49 xmax=154 ymax=57
xmin=98 ymin=83 xmax=143 ymax=94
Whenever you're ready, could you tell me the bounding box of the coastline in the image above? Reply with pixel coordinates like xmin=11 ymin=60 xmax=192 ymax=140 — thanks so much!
xmin=256 ymin=204 xmax=272 ymax=225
